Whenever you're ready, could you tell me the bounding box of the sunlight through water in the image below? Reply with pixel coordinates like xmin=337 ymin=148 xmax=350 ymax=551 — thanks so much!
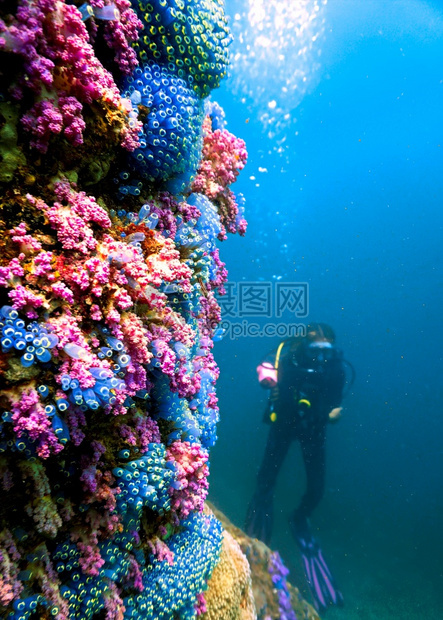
xmin=228 ymin=0 xmax=328 ymax=145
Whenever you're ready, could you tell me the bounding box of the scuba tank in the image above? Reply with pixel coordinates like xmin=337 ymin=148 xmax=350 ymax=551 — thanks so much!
xmin=263 ymin=340 xmax=286 ymax=424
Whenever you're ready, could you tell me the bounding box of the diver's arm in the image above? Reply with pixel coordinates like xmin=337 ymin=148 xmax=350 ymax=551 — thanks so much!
xmin=327 ymin=361 xmax=346 ymax=422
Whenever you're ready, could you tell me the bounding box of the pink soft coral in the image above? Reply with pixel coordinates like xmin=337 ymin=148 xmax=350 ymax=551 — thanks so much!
xmin=192 ymin=116 xmax=248 ymax=238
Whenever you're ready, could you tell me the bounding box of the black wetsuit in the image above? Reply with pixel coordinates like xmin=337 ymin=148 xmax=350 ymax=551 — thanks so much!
xmin=255 ymin=339 xmax=345 ymax=531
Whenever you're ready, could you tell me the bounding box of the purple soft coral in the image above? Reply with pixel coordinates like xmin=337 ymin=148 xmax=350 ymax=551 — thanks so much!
xmin=268 ymin=551 xmax=298 ymax=620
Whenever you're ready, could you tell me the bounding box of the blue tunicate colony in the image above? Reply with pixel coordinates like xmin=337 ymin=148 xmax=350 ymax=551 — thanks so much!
xmin=190 ymin=368 xmax=218 ymax=449
xmin=5 ymin=513 xmax=222 ymax=620
xmin=118 ymin=0 xmax=232 ymax=194
xmin=150 ymin=368 xmax=219 ymax=449
xmin=0 ymin=306 xmax=72 ymax=456
xmin=185 ymin=192 xmax=222 ymax=282
xmin=122 ymin=63 xmax=204 ymax=189
xmin=152 ymin=376 xmax=203 ymax=444
xmin=138 ymin=513 xmax=223 ymax=619
xmin=60 ymin=365 xmax=126 ymax=411
xmin=0 ymin=305 xmax=58 ymax=367
xmin=113 ymin=443 xmax=175 ymax=515
xmin=132 ymin=0 xmax=232 ymax=98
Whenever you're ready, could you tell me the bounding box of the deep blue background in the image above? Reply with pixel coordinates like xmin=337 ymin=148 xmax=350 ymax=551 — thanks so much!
xmin=208 ymin=1 xmax=443 ymax=617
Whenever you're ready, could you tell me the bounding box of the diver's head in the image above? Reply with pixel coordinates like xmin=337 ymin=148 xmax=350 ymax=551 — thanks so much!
xmin=305 ymin=322 xmax=336 ymax=345
xmin=295 ymin=322 xmax=337 ymax=370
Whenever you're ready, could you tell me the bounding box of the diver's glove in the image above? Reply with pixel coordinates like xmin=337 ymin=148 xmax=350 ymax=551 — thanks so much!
xmin=328 ymin=406 xmax=343 ymax=423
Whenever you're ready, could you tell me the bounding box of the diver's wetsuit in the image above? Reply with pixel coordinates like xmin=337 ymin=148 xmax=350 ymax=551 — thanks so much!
xmin=248 ymin=339 xmax=345 ymax=543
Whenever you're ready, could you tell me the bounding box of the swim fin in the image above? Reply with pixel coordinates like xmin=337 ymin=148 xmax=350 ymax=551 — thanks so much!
xmin=245 ymin=490 xmax=273 ymax=545
xmin=290 ymin=513 xmax=344 ymax=614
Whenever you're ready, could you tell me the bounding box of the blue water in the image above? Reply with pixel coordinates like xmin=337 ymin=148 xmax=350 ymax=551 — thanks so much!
xmin=208 ymin=1 xmax=443 ymax=617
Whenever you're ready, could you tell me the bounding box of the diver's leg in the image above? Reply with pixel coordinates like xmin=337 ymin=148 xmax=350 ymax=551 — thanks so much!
xmin=256 ymin=421 xmax=292 ymax=494
xmin=245 ymin=422 xmax=292 ymax=544
xmin=289 ymin=431 xmax=344 ymax=613
xmin=292 ymin=430 xmax=326 ymax=533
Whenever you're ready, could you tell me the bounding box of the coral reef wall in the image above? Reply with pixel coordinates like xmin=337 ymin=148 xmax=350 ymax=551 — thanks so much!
xmin=0 ymin=1 xmax=248 ymax=618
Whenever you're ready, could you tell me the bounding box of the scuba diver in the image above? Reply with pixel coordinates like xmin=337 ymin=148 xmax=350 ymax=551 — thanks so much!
xmin=245 ymin=322 xmax=354 ymax=614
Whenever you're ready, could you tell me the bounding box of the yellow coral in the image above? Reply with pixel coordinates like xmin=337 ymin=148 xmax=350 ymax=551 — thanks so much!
xmin=203 ymin=528 xmax=256 ymax=620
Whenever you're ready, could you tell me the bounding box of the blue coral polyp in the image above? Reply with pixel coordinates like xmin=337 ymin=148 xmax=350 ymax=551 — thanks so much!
xmin=122 ymin=62 xmax=204 ymax=187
